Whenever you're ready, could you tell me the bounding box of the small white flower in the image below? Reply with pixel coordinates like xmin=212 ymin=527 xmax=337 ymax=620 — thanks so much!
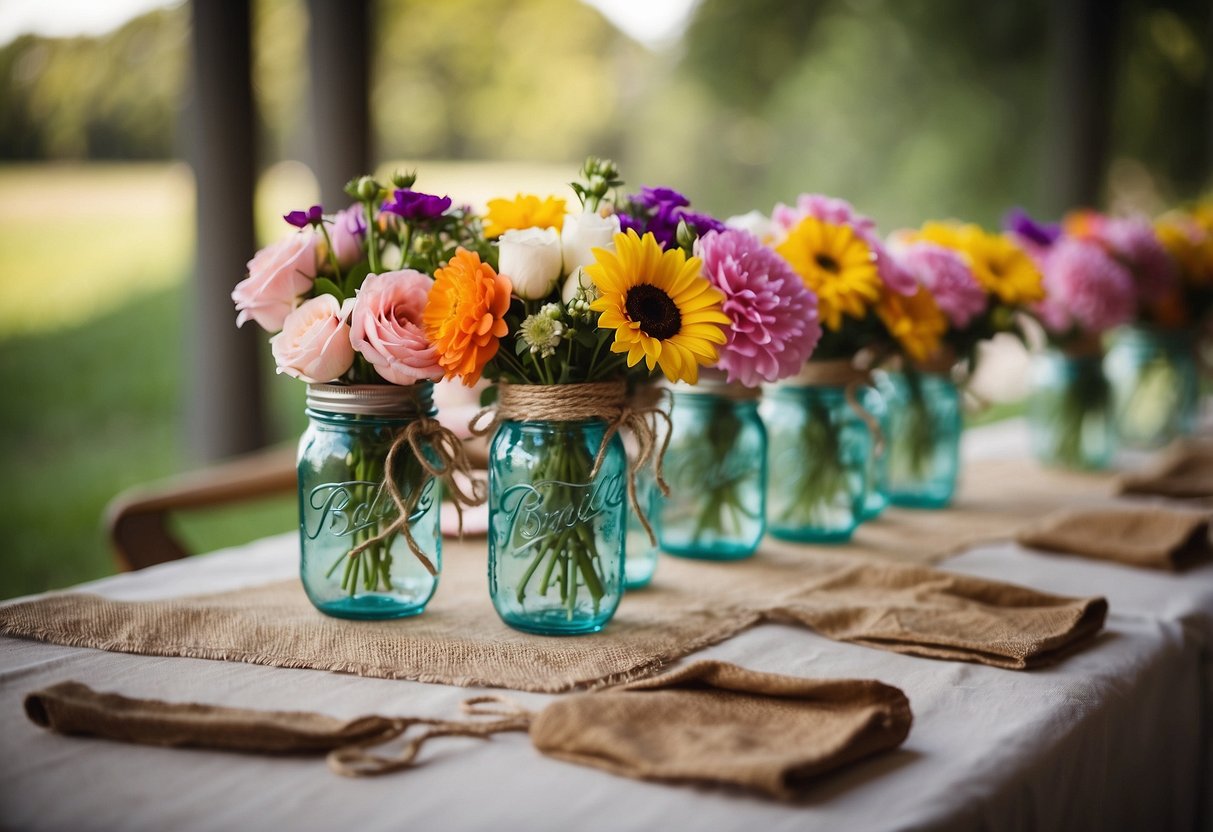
xmin=519 ymin=313 xmax=565 ymax=358
xmin=499 ymin=227 xmax=563 ymax=300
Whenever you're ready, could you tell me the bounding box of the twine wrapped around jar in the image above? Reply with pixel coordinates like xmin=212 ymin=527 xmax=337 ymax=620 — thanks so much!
xmin=777 ymin=360 xmax=886 ymax=457
xmin=470 ymin=379 xmax=672 ymax=544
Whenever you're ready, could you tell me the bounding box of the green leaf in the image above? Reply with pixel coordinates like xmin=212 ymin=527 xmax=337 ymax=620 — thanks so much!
xmin=479 ymin=385 xmax=499 ymax=408
xmin=313 ymin=277 xmax=345 ymax=302
xmin=514 ymin=336 xmax=531 ymax=356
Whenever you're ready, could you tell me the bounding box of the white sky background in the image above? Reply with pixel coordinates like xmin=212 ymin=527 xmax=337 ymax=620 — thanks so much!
xmin=0 ymin=0 xmax=699 ymax=47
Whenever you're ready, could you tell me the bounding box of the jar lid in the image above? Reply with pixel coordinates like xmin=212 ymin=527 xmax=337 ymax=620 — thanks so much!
xmin=306 ymin=383 xmax=433 ymax=416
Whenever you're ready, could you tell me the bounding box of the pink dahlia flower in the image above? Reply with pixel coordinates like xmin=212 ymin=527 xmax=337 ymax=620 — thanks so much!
xmin=891 ymin=240 xmax=987 ymax=328
xmin=1036 ymin=237 xmax=1136 ymax=336
xmin=694 ymin=229 xmax=821 ymax=387
xmin=1096 ymin=216 xmax=1177 ymax=305
xmin=771 ymin=193 xmax=916 ymax=296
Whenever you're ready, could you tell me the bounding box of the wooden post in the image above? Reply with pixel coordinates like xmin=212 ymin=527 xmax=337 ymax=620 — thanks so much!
xmin=307 ymin=0 xmax=372 ymax=209
xmin=1047 ymin=0 xmax=1122 ymax=212
xmin=188 ymin=0 xmax=266 ymax=461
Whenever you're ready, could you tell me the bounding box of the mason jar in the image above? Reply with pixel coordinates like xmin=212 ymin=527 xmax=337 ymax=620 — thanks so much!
xmin=883 ymin=370 xmax=963 ymax=508
xmin=488 ymin=418 xmax=626 ymax=635
xmin=859 ymin=383 xmax=890 ymax=520
xmin=1027 ymin=348 xmax=1115 ymax=470
xmin=624 ymin=464 xmax=662 ymax=589
xmin=659 ymin=382 xmax=767 ymax=561
xmin=763 ymin=383 xmax=871 ymax=543
xmin=298 ymin=383 xmax=441 ymax=620
xmin=1105 ymin=326 xmax=1199 ymax=449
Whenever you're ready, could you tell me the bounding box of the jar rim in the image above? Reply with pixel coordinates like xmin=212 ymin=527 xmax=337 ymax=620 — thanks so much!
xmin=306 ymin=382 xmax=433 ymax=416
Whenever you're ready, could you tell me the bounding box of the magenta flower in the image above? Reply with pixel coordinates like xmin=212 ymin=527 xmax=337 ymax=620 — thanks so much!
xmin=694 ymin=229 xmax=821 ymax=387
xmin=891 ymin=240 xmax=987 ymax=328
xmin=1036 ymin=237 xmax=1136 ymax=336
xmin=1096 ymin=216 xmax=1177 ymax=305
xmin=381 ymin=189 xmax=452 ymax=221
xmin=771 ymin=193 xmax=916 ymax=296
xmin=284 ymin=204 xmax=323 ymax=228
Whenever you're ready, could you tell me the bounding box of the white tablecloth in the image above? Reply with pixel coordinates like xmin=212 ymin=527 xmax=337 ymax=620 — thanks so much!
xmin=2 ymin=422 xmax=1210 ymax=832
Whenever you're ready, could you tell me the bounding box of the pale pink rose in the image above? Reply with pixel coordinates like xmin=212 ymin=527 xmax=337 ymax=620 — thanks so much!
xmin=233 ymin=231 xmax=318 ymax=332
xmin=330 ymin=205 xmax=367 ymax=269
xmin=270 ymin=295 xmax=355 ymax=383
xmin=349 ymin=270 xmax=443 ymax=385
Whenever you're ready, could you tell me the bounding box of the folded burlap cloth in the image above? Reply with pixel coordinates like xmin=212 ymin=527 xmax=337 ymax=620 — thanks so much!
xmin=1017 ymin=505 xmax=1213 ymax=571
xmin=24 ymin=661 xmax=911 ymax=799
xmin=1118 ymin=441 xmax=1213 ymax=500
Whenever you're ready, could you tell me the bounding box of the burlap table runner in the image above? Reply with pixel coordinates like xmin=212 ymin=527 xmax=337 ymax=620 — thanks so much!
xmin=1017 ymin=506 xmax=1213 ymax=571
xmin=24 ymin=660 xmax=912 ymax=799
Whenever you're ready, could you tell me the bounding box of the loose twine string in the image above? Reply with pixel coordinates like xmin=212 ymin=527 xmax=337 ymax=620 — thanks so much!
xmin=328 ymin=695 xmax=534 ymax=778
xmin=783 ymin=360 xmax=886 ymax=458
xmin=346 ymin=417 xmax=487 ymax=577
xmin=470 ymin=380 xmax=672 ymax=545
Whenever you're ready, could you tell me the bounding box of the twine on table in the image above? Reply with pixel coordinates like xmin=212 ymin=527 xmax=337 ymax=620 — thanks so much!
xmin=470 ymin=380 xmax=672 ymax=545
xmin=345 ymin=417 xmax=487 ymax=578
xmin=782 ymin=360 xmax=886 ymax=458
xmin=327 ymin=695 xmax=535 ymax=778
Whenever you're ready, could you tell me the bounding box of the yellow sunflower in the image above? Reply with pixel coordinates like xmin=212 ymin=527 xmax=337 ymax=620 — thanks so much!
xmin=915 ymin=222 xmax=1043 ymax=306
xmin=484 ymin=193 xmax=567 ymax=237
xmin=876 ymin=286 xmax=947 ymax=364
xmin=775 ymin=217 xmax=881 ymax=331
xmin=587 ymin=230 xmax=730 ymax=384
xmin=1156 ymin=213 xmax=1213 ymax=288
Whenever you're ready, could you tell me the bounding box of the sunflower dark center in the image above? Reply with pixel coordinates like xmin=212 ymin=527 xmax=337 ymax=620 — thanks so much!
xmin=815 ymin=253 xmax=840 ymax=273
xmin=625 ymin=283 xmax=682 ymax=341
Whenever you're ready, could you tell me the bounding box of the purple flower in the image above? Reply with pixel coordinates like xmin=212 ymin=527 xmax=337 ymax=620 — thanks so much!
xmin=1003 ymin=208 xmax=1061 ymax=249
xmin=1096 ymin=216 xmax=1177 ymax=305
xmin=1035 ymin=237 xmax=1136 ymax=335
xmin=284 ymin=204 xmax=323 ymax=228
xmin=891 ymin=240 xmax=987 ymax=328
xmin=330 ymin=204 xmax=367 ymax=269
xmin=694 ymin=229 xmax=822 ymax=387
xmin=622 ymin=186 xmax=725 ymax=250
xmin=381 ymin=189 xmax=452 ymax=222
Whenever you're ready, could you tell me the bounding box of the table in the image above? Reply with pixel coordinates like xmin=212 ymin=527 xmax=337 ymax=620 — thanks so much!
xmin=2 ymin=420 xmax=1210 ymax=832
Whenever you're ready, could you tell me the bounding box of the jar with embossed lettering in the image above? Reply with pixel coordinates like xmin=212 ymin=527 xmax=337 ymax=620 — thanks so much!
xmin=298 ymin=383 xmax=441 ymax=620
xmin=659 ymin=379 xmax=766 ymax=560
xmin=488 ymin=418 xmax=626 ymax=635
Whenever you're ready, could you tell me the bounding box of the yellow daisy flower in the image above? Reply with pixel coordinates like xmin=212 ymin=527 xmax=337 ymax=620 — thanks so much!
xmin=1156 ymin=213 xmax=1213 ymax=288
xmin=587 ymin=230 xmax=730 ymax=384
xmin=915 ymin=222 xmax=1044 ymax=306
xmin=484 ymin=194 xmax=567 ymax=238
xmin=775 ymin=217 xmax=881 ymax=331
xmin=876 ymin=285 xmax=947 ymax=364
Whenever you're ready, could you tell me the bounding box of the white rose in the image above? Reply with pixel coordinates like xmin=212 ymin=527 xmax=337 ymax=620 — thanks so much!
xmin=498 ymin=227 xmax=563 ymax=300
xmin=725 ymin=210 xmax=773 ymax=243
xmin=560 ymin=211 xmax=620 ymax=274
xmin=561 ymin=266 xmax=599 ymax=305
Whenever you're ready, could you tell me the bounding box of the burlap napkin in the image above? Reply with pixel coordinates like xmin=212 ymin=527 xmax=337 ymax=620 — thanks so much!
xmin=1119 ymin=442 xmax=1213 ymax=500
xmin=1017 ymin=506 xmax=1213 ymax=571
xmin=528 ymin=660 xmax=912 ymax=799
xmin=25 ymin=660 xmax=912 ymax=800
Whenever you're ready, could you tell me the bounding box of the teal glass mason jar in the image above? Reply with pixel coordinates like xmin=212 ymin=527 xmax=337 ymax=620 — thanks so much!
xmin=488 ymin=418 xmax=626 ymax=635
xmin=883 ymin=370 xmax=963 ymax=508
xmin=659 ymin=382 xmax=767 ymax=561
xmin=1105 ymin=326 xmax=1199 ymax=449
xmin=1028 ymin=348 xmax=1115 ymax=470
xmin=624 ymin=464 xmax=661 ymax=589
xmin=298 ymin=383 xmax=441 ymax=620
xmin=763 ymin=383 xmax=872 ymax=543
xmin=858 ymin=384 xmax=890 ymax=521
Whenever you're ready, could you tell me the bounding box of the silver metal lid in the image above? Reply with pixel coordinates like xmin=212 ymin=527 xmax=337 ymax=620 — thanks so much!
xmin=305 ymin=383 xmax=434 ymax=416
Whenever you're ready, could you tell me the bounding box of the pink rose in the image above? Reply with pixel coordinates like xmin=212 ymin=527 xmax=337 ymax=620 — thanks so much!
xmin=330 ymin=205 xmax=367 ymax=269
xmin=233 ymin=231 xmax=318 ymax=332
xmin=270 ymin=295 xmax=355 ymax=383
xmin=350 ymin=270 xmax=443 ymax=385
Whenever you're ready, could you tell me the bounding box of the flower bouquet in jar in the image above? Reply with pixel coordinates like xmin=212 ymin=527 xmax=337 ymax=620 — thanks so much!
xmin=424 ymin=158 xmax=730 ymax=634
xmin=1004 ymin=211 xmax=1136 ymax=469
xmin=231 ymin=172 xmax=487 ymax=619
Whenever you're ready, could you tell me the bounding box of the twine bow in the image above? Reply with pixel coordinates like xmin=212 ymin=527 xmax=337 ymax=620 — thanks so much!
xmin=346 ymin=417 xmax=487 ymax=577
xmin=327 ymin=695 xmax=534 ymax=778
xmin=470 ymin=381 xmax=672 ymax=545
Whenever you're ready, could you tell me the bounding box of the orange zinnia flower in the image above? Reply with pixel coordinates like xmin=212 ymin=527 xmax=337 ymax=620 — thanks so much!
xmin=424 ymin=248 xmax=512 ymax=386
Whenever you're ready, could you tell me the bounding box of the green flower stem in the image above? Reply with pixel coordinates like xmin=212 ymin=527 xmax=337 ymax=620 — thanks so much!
xmin=779 ymin=397 xmax=850 ymax=524
xmin=890 ymin=372 xmax=935 ymax=483
xmin=1045 ymin=361 xmax=1110 ymax=468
